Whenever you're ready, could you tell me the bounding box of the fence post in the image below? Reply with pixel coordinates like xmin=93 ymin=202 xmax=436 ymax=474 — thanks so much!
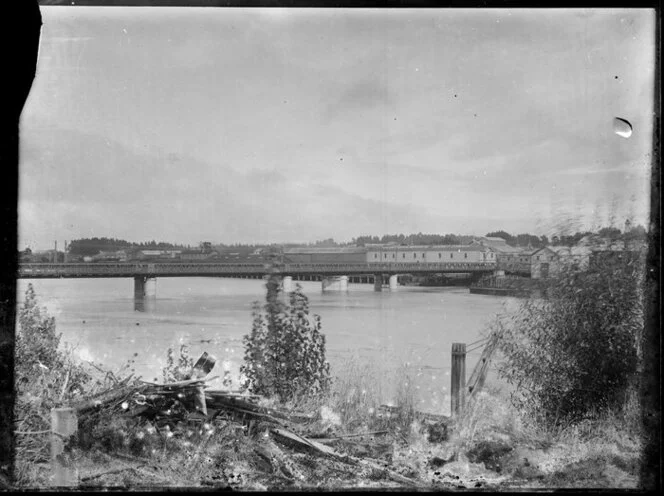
xmin=451 ymin=343 xmax=467 ymax=417
xmin=51 ymin=407 xmax=78 ymax=486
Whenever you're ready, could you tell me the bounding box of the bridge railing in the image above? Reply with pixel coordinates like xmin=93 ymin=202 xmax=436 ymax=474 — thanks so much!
xmin=17 ymin=262 xmax=269 ymax=277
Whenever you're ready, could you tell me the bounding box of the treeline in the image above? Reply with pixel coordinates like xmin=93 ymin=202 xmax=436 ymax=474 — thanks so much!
xmin=65 ymin=223 xmax=648 ymax=257
xmin=486 ymin=225 xmax=647 ymax=248
xmin=485 ymin=231 xmax=548 ymax=248
xmin=68 ymin=238 xmax=189 ymax=256
xmin=351 ymin=233 xmax=475 ymax=246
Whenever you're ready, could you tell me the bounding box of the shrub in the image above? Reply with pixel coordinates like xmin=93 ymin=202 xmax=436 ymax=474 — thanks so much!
xmin=162 ymin=344 xmax=195 ymax=383
xmin=14 ymin=284 xmax=93 ymax=483
xmin=493 ymin=250 xmax=644 ymax=425
xmin=15 ymin=283 xmax=91 ymax=404
xmin=240 ymin=275 xmax=330 ymax=402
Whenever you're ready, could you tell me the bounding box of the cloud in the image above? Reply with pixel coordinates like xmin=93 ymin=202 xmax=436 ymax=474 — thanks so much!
xmin=324 ymin=77 xmax=392 ymax=121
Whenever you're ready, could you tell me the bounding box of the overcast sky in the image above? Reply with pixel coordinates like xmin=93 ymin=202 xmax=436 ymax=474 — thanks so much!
xmin=19 ymin=7 xmax=655 ymax=250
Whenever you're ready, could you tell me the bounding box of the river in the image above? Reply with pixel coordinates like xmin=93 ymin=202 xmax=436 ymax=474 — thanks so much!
xmin=16 ymin=277 xmax=517 ymax=415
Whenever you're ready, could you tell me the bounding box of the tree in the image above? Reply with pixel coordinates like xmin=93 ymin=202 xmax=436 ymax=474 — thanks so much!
xmin=241 ymin=275 xmax=330 ymax=402
xmin=623 ymin=224 xmax=647 ymax=241
xmin=486 ymin=231 xmax=515 ymax=245
xmin=598 ymin=226 xmax=622 ymax=240
xmin=493 ymin=250 xmax=644 ymax=425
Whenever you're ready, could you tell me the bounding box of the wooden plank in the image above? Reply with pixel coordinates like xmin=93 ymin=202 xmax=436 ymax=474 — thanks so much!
xmin=270 ymin=428 xmax=346 ymax=459
xmin=466 ymin=334 xmax=499 ymax=402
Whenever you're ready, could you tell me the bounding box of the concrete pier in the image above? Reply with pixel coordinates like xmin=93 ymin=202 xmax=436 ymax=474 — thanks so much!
xmin=373 ymin=274 xmax=382 ymax=292
xmin=282 ymin=275 xmax=294 ymax=293
xmin=134 ymin=276 xmax=157 ymax=311
xmin=389 ymin=274 xmax=398 ymax=290
xmin=322 ymin=275 xmax=348 ymax=292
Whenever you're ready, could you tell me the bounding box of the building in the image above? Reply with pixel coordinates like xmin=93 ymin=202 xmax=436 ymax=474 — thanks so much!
xmin=529 ymin=246 xmax=561 ymax=279
xmin=19 ymin=247 xmax=33 ymax=262
xmin=92 ymin=250 xmax=128 ymax=262
xmin=471 ymin=236 xmax=524 ymax=255
xmin=181 ymin=250 xmax=219 ymax=261
xmin=365 ymin=244 xmax=496 ymax=264
xmin=134 ymin=249 xmax=182 ymax=260
xmin=283 ymin=246 xmax=367 ymax=264
xmin=497 ymin=250 xmax=535 ymax=275
xmin=549 ymin=245 xmax=592 ymax=272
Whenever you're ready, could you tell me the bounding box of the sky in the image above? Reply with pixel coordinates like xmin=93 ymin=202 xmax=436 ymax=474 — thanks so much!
xmin=19 ymin=7 xmax=655 ymax=250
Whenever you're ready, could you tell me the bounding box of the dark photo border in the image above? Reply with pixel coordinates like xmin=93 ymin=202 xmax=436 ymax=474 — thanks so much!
xmin=1 ymin=1 xmax=660 ymax=491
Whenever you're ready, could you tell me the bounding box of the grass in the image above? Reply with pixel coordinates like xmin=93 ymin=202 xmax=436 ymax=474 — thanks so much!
xmin=13 ymin=351 xmax=647 ymax=490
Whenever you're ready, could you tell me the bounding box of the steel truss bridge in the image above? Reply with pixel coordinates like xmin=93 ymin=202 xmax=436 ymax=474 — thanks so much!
xmin=17 ymin=262 xmax=498 ymax=279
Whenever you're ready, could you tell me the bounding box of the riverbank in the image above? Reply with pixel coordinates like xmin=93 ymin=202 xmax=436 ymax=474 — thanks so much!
xmin=12 ymin=279 xmax=646 ymax=490
xmin=13 ymin=353 xmax=644 ymax=490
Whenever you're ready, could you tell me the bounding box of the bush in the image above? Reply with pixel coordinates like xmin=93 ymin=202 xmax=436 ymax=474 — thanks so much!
xmin=240 ymin=275 xmax=330 ymax=402
xmin=162 ymin=344 xmax=195 ymax=383
xmin=493 ymin=251 xmax=644 ymax=425
xmin=14 ymin=284 xmax=94 ymax=482
xmin=15 ymin=283 xmax=91 ymax=404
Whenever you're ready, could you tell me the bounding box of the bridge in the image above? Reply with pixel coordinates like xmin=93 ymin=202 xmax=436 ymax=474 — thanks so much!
xmin=18 ymin=261 xmax=497 ymax=279
xmin=17 ymin=261 xmax=499 ymax=304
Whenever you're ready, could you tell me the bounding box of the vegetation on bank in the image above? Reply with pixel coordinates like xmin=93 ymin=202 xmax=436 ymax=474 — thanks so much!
xmin=492 ymin=250 xmax=644 ymax=425
xmin=241 ymin=276 xmax=330 ymax=402
xmin=12 ymin=241 xmax=650 ymax=489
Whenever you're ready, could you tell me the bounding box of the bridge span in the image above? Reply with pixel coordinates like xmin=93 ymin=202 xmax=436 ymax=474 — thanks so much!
xmin=18 ymin=262 xmax=499 ymax=305
xmin=18 ymin=261 xmax=497 ymax=279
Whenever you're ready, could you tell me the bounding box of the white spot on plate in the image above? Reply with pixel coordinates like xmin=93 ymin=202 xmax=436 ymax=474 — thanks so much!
xmin=614 ymin=117 xmax=633 ymax=138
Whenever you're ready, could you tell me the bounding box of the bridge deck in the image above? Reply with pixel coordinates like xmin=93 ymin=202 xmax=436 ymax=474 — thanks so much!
xmin=18 ymin=262 xmax=498 ymax=279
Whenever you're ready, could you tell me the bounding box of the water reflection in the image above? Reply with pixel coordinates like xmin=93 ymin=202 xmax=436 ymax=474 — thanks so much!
xmin=134 ymin=298 xmax=156 ymax=313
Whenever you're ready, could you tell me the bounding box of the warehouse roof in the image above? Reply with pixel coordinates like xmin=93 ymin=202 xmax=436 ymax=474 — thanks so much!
xmin=366 ymin=244 xmax=491 ymax=252
xmin=283 ymin=247 xmax=367 ymax=254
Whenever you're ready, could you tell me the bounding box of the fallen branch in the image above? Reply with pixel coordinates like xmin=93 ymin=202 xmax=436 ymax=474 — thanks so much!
xmin=80 ymin=465 xmax=146 ymax=483
xmin=140 ymin=377 xmax=215 ymax=388
xmin=73 ymin=384 xmax=146 ymax=416
xmin=355 ymin=457 xmax=426 ymax=488
xmin=270 ymin=428 xmax=348 ymax=460
xmin=466 ymin=333 xmax=499 ymax=400
xmin=14 ymin=429 xmax=51 ymax=435
xmin=310 ymin=430 xmax=389 ymax=441
xmin=58 ymin=366 xmax=71 ymax=402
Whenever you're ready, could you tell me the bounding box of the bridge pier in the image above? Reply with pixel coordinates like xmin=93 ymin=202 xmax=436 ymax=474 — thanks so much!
xmin=373 ymin=274 xmax=382 ymax=292
xmin=134 ymin=276 xmax=156 ymax=312
xmin=389 ymin=274 xmax=398 ymax=290
xmin=322 ymin=275 xmax=348 ymax=292
xmin=134 ymin=276 xmax=157 ymax=299
xmin=282 ymin=275 xmax=294 ymax=293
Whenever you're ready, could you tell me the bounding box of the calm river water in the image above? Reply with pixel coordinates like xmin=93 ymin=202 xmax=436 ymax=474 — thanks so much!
xmin=16 ymin=278 xmax=517 ymax=415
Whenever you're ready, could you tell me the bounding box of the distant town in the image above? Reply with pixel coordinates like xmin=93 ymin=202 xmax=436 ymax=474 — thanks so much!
xmin=19 ymin=221 xmax=648 ymax=283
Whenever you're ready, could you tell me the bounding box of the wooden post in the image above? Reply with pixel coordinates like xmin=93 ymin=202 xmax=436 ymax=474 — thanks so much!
xmin=51 ymin=407 xmax=78 ymax=486
xmin=190 ymin=352 xmax=217 ymax=417
xmin=450 ymin=343 xmax=467 ymax=417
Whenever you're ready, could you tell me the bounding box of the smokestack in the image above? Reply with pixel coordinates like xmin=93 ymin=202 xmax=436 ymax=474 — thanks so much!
xmin=54 ymin=240 xmax=57 ymax=263
xmin=64 ymin=240 xmax=68 ymax=263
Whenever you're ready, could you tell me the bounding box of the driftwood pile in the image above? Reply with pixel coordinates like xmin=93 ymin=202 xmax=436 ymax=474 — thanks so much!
xmin=68 ymin=352 xmax=452 ymax=488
